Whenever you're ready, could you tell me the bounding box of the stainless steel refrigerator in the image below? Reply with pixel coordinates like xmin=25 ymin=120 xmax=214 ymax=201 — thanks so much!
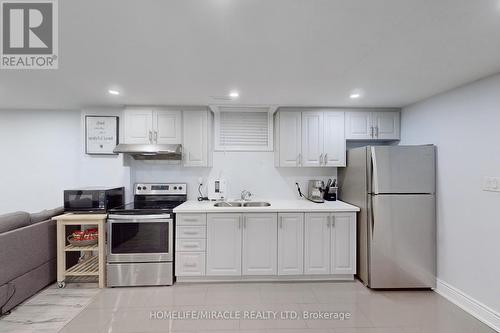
xmin=338 ymin=145 xmax=436 ymax=289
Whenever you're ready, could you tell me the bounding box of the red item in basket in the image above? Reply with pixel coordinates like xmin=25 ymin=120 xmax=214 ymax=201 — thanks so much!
xmin=72 ymin=231 xmax=85 ymax=241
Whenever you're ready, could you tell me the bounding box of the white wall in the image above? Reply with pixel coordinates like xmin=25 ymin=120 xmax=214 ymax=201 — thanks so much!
xmin=0 ymin=110 xmax=81 ymax=213
xmin=80 ymin=108 xmax=132 ymax=201
xmin=0 ymin=108 xmax=336 ymax=213
xmin=401 ymin=73 xmax=500 ymax=316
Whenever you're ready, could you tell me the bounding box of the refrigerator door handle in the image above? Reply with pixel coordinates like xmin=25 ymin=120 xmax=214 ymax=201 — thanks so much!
xmin=369 ymin=195 xmax=374 ymax=239
xmin=370 ymin=147 xmax=379 ymax=194
xmin=371 ymin=196 xmax=375 ymax=238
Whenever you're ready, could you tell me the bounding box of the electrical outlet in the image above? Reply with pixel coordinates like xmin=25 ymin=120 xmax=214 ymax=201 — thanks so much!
xmin=483 ymin=176 xmax=500 ymax=192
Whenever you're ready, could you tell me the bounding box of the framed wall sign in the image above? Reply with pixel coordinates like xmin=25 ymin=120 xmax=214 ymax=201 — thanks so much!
xmin=85 ymin=116 xmax=119 ymax=155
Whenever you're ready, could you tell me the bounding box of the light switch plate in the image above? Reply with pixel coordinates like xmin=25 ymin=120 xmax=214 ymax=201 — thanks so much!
xmin=483 ymin=176 xmax=500 ymax=192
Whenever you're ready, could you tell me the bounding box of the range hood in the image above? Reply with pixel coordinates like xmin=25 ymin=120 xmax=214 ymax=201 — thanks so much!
xmin=113 ymin=144 xmax=182 ymax=160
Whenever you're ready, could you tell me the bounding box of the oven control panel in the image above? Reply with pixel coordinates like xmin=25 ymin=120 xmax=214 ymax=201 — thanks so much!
xmin=134 ymin=183 xmax=187 ymax=195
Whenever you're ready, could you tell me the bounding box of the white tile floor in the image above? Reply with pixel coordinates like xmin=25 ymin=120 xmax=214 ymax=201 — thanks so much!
xmin=48 ymin=280 xmax=497 ymax=333
xmin=0 ymin=283 xmax=99 ymax=333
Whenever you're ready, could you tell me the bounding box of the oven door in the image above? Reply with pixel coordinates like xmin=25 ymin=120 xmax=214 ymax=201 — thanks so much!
xmin=107 ymin=215 xmax=173 ymax=263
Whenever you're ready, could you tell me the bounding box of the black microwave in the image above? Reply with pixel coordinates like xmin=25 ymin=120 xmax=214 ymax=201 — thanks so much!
xmin=64 ymin=187 xmax=125 ymax=213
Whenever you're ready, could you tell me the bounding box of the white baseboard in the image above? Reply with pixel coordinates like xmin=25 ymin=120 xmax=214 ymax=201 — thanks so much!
xmin=177 ymin=274 xmax=354 ymax=283
xmin=435 ymin=279 xmax=500 ymax=332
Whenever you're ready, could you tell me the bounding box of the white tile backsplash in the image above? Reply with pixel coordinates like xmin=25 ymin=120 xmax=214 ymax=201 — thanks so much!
xmin=130 ymin=151 xmax=337 ymax=200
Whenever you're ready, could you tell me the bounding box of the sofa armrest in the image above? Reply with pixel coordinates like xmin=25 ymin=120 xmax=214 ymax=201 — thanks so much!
xmin=0 ymin=219 xmax=57 ymax=286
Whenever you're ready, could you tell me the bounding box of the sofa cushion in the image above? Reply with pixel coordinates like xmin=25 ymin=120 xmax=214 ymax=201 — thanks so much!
xmin=0 ymin=212 xmax=31 ymax=234
xmin=30 ymin=207 xmax=64 ymax=224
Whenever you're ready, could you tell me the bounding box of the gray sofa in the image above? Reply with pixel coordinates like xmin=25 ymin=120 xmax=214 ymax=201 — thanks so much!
xmin=0 ymin=208 xmax=64 ymax=314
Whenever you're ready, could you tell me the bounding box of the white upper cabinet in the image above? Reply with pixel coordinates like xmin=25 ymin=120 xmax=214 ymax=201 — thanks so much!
xmin=275 ymin=109 xmax=345 ymax=167
xmin=276 ymin=111 xmax=302 ymax=167
xmin=301 ymin=111 xmax=324 ymax=167
xmin=183 ymin=110 xmax=212 ymax=167
xmin=345 ymin=110 xmax=400 ymax=140
xmin=155 ymin=109 xmax=182 ymax=144
xmin=123 ymin=108 xmax=154 ymax=144
xmin=323 ymin=111 xmax=346 ymax=167
xmin=278 ymin=213 xmax=304 ymax=275
xmin=345 ymin=111 xmax=372 ymax=140
xmin=206 ymin=214 xmax=242 ymax=276
xmin=242 ymin=213 xmax=278 ymax=275
xmin=372 ymin=111 xmax=400 ymax=140
xmin=123 ymin=108 xmax=182 ymax=144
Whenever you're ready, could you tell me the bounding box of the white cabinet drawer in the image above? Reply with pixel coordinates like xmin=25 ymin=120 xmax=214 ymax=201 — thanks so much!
xmin=176 ymin=226 xmax=206 ymax=239
xmin=176 ymin=239 xmax=206 ymax=252
xmin=177 ymin=214 xmax=207 ymax=226
xmin=175 ymin=252 xmax=206 ymax=276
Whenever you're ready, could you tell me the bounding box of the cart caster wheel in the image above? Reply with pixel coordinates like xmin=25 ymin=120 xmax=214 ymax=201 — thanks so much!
xmin=57 ymin=282 xmax=65 ymax=288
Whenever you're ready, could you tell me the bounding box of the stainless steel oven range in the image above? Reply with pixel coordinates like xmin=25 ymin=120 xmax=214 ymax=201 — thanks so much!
xmin=107 ymin=183 xmax=187 ymax=287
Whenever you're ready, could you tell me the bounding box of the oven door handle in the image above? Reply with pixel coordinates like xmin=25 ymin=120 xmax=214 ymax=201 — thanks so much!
xmin=108 ymin=214 xmax=172 ymax=220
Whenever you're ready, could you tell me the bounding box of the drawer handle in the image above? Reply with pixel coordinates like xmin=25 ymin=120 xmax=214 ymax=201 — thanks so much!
xmin=183 ymin=231 xmax=199 ymax=235
xmin=184 ymin=263 xmax=197 ymax=267
xmin=183 ymin=219 xmax=198 ymax=222
xmin=183 ymin=244 xmax=198 ymax=248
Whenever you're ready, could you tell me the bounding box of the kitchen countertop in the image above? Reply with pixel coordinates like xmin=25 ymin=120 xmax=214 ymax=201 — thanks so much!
xmin=173 ymin=199 xmax=360 ymax=213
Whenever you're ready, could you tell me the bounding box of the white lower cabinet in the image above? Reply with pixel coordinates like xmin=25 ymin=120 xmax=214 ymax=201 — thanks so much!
xmin=176 ymin=211 xmax=356 ymax=280
xmin=304 ymin=213 xmax=331 ymax=274
xmin=206 ymin=214 xmax=242 ymax=276
xmin=176 ymin=252 xmax=205 ymax=276
xmin=278 ymin=213 xmax=304 ymax=275
xmin=175 ymin=213 xmax=207 ymax=277
xmin=304 ymin=212 xmax=356 ymax=275
xmin=331 ymin=213 xmax=356 ymax=274
xmin=242 ymin=213 xmax=277 ymax=275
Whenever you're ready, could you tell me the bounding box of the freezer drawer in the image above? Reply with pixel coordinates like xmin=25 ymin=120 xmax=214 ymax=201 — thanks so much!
xmin=369 ymin=194 xmax=436 ymax=288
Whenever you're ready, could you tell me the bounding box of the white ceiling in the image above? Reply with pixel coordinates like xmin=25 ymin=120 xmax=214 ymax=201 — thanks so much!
xmin=1 ymin=0 xmax=500 ymax=110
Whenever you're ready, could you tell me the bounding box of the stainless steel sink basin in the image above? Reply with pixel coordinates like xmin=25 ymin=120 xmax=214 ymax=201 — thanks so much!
xmin=213 ymin=202 xmax=243 ymax=207
xmin=243 ymin=202 xmax=271 ymax=207
xmin=213 ymin=201 xmax=271 ymax=207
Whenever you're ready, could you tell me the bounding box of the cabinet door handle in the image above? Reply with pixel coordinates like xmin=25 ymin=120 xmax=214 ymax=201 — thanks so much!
xmin=375 ymin=127 xmax=379 ymax=138
xmin=327 ymin=216 xmax=330 ymax=227
xmin=149 ymin=130 xmax=153 ymax=143
xmin=324 ymin=154 xmax=328 ymax=165
xmin=370 ymin=127 xmax=374 ymax=138
xmin=331 ymin=216 xmax=335 ymax=228
xmin=319 ymin=154 xmax=323 ymax=165
xmin=239 ymin=216 xmax=242 ymax=229
xmin=243 ymin=216 xmax=247 ymax=229
xmin=154 ymin=131 xmax=158 ymax=143
xmin=279 ymin=217 xmax=283 ymax=229
xmin=299 ymin=153 xmax=302 ymax=166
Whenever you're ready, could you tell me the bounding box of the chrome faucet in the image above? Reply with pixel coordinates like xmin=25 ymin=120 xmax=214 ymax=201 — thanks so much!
xmin=240 ymin=190 xmax=252 ymax=201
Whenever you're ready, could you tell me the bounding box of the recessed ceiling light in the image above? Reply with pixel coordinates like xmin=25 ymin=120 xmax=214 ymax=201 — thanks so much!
xmin=229 ymin=91 xmax=239 ymax=98
xmin=108 ymin=89 xmax=120 ymax=96
xmin=349 ymin=89 xmax=363 ymax=99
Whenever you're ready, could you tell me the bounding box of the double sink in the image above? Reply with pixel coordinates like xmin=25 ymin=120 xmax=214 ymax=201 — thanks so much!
xmin=214 ymin=201 xmax=271 ymax=207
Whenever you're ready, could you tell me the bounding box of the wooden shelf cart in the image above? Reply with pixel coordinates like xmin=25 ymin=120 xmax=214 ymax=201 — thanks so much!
xmin=52 ymin=214 xmax=107 ymax=288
